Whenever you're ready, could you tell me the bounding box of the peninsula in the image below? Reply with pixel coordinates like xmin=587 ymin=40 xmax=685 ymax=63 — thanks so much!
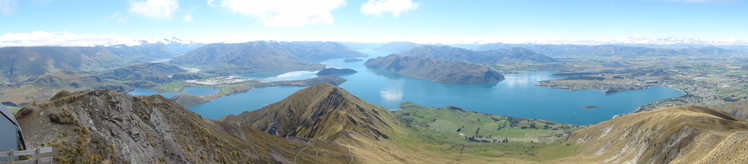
xmin=364 ymin=54 xmax=505 ymax=84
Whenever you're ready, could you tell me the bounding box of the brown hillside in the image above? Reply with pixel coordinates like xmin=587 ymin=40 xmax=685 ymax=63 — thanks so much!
xmin=717 ymin=98 xmax=748 ymax=120
xmin=218 ymin=83 xmax=447 ymax=163
xmin=553 ymin=106 xmax=748 ymax=164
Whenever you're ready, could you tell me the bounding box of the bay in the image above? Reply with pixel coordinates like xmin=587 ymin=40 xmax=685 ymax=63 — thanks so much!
xmin=187 ymin=50 xmax=684 ymax=125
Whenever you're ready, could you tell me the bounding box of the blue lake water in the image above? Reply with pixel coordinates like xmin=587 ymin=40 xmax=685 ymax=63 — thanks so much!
xmin=187 ymin=50 xmax=685 ymax=125
xmin=128 ymin=87 xmax=219 ymax=98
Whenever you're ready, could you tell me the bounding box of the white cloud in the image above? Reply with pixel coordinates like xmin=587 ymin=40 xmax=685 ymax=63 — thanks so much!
xmin=183 ymin=14 xmax=193 ymax=22
xmin=209 ymin=0 xmax=345 ymax=27
xmin=361 ymin=0 xmax=418 ymax=17
xmin=128 ymin=0 xmax=179 ymax=20
xmin=0 ymin=0 xmax=18 ymax=15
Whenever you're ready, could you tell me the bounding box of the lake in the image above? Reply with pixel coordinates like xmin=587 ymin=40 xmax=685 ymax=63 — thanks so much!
xmin=185 ymin=50 xmax=685 ymax=125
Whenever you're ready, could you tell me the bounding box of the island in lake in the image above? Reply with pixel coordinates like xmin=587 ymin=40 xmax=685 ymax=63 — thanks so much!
xmin=584 ymin=105 xmax=603 ymax=109
xmin=343 ymin=58 xmax=363 ymax=62
xmin=364 ymin=54 xmax=504 ymax=84
xmin=316 ymin=68 xmax=357 ymax=76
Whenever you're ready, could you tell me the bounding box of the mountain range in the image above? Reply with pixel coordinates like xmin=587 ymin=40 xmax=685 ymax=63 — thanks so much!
xmin=169 ymin=41 xmax=367 ymax=74
xmin=373 ymin=41 xmax=422 ymax=54
xmin=100 ymin=63 xmax=187 ymax=84
xmin=0 ymin=71 xmax=131 ymax=108
xmin=0 ymin=44 xmax=179 ymax=82
xmin=400 ymin=45 xmax=557 ymax=65
xmin=365 ymin=54 xmax=505 ymax=84
xmin=477 ymin=44 xmax=748 ymax=58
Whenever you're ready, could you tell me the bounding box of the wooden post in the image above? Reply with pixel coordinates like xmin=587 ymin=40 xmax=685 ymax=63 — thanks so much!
xmin=8 ymin=149 xmax=13 ymax=163
xmin=36 ymin=148 xmax=41 ymax=164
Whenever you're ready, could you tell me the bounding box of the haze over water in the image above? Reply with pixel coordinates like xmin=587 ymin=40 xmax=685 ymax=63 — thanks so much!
xmin=181 ymin=50 xmax=685 ymax=125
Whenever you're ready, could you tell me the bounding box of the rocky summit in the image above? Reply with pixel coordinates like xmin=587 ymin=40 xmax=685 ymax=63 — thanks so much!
xmin=219 ymin=83 xmax=400 ymax=141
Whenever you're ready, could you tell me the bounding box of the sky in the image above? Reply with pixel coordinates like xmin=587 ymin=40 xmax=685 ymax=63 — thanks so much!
xmin=0 ymin=0 xmax=747 ymax=46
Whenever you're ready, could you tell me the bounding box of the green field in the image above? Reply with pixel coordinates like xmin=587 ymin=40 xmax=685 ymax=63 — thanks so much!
xmin=395 ymin=102 xmax=584 ymax=144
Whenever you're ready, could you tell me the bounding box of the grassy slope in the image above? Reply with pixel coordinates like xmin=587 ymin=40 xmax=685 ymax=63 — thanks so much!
xmin=550 ymin=106 xmax=748 ymax=163
xmin=381 ymin=102 xmax=586 ymax=163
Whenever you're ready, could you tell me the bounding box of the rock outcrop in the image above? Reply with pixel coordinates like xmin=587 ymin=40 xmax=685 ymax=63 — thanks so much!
xmin=316 ymin=68 xmax=357 ymax=76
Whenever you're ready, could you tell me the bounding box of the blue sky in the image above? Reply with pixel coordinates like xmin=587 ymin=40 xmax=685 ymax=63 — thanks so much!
xmin=0 ymin=0 xmax=746 ymax=46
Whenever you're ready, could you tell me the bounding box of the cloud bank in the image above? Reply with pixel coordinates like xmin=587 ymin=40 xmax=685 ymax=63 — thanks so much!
xmin=0 ymin=31 xmax=188 ymax=47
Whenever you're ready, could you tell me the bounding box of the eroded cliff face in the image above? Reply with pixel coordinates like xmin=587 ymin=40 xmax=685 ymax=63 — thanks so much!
xmin=554 ymin=106 xmax=748 ymax=164
xmin=15 ymin=89 xmax=350 ymax=163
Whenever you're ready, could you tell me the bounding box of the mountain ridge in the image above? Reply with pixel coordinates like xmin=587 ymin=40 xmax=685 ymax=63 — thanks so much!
xmin=0 ymin=44 xmax=179 ymax=82
xmin=16 ymin=89 xmax=353 ymax=163
xmin=551 ymin=106 xmax=748 ymax=163
xmin=478 ymin=44 xmax=748 ymax=58
xmin=400 ymin=45 xmax=557 ymax=65
xmin=218 ymin=83 xmax=401 ymax=141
